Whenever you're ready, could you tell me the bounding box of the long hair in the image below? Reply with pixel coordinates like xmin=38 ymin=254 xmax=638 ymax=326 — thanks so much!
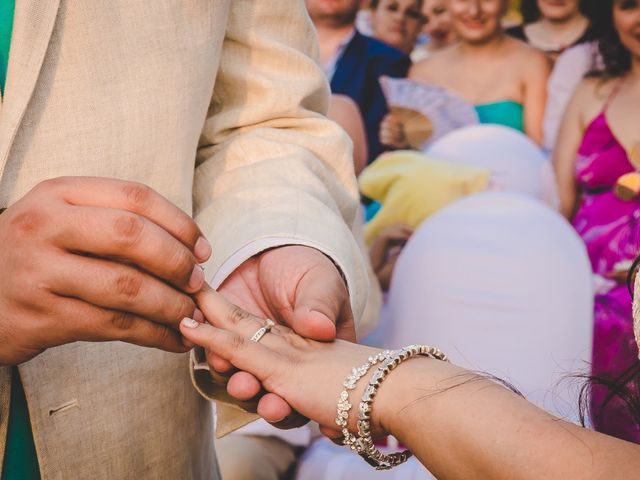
xmin=588 ymin=0 xmax=633 ymax=77
xmin=578 ymin=255 xmax=640 ymax=428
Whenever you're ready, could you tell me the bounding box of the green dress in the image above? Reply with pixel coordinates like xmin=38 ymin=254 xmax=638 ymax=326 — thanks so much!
xmin=1 ymin=1 xmax=42 ymax=478
xmin=474 ymin=100 xmax=525 ymax=134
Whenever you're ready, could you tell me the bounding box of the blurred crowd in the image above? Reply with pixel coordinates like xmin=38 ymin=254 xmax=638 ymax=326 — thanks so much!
xmin=217 ymin=1 xmax=640 ymax=478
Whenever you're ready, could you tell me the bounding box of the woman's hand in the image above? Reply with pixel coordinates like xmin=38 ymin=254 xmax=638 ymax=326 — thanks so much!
xmin=182 ymin=286 xmax=385 ymax=438
xmin=379 ymin=113 xmax=410 ymax=149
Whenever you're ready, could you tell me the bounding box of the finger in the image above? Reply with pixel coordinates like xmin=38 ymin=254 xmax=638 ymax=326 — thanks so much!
xmin=54 ymin=206 xmax=205 ymax=292
xmin=267 ymin=411 xmax=310 ymax=430
xmin=47 ymin=254 xmax=197 ymax=330
xmin=180 ymin=317 xmax=281 ymax=381
xmin=209 ymin=368 xmax=234 ymax=385
xmin=205 ymin=349 xmax=235 ymax=373
xmin=288 ymin=265 xmax=347 ymax=341
xmin=381 ymin=225 xmax=414 ymax=241
xmin=319 ymin=425 xmax=344 ymax=443
xmin=227 ymin=371 xmax=262 ymax=401
xmin=194 ymin=285 xmax=278 ymax=336
xmin=335 ymin=304 xmax=357 ymax=343
xmin=256 ymin=393 xmax=303 ymax=428
xmin=54 ymin=296 xmax=190 ymax=353
xmin=43 ymin=177 xmax=211 ymax=262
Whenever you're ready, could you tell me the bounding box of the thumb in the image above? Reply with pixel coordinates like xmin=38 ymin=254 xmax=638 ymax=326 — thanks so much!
xmin=287 ymin=266 xmax=347 ymax=341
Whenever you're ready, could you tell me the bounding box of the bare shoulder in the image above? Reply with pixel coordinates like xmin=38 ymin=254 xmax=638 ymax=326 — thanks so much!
xmin=573 ymin=76 xmax=619 ymax=105
xmin=507 ymin=38 xmax=549 ymax=73
xmin=409 ymin=46 xmax=457 ymax=83
xmin=569 ymin=76 xmax=619 ymax=124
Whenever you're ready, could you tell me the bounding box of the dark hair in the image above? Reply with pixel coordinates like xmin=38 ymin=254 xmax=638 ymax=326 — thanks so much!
xmin=578 ymin=254 xmax=640 ymax=431
xmin=588 ymin=0 xmax=633 ymax=78
xmin=369 ymin=0 xmax=423 ymax=10
xmin=520 ymin=0 xmax=594 ymax=23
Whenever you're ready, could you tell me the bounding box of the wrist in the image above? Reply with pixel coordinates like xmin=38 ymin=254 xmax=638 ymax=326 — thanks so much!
xmin=372 ymin=356 xmax=441 ymax=438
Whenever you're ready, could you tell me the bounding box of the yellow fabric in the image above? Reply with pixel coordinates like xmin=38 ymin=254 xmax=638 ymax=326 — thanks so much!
xmin=360 ymin=151 xmax=490 ymax=244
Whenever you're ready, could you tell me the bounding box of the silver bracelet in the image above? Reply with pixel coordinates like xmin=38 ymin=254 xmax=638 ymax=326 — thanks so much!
xmin=335 ymin=349 xmax=395 ymax=451
xmin=356 ymin=345 xmax=449 ymax=470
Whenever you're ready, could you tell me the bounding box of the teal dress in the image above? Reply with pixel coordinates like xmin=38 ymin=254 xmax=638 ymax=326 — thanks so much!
xmin=1 ymin=1 xmax=42 ymax=479
xmin=474 ymin=100 xmax=524 ymax=134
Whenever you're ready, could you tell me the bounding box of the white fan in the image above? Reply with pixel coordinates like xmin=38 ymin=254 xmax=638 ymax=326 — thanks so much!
xmin=380 ymin=76 xmax=479 ymax=150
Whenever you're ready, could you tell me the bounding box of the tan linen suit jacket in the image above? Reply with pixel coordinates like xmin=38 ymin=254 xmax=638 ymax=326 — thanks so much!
xmin=0 ymin=1 xmax=368 ymax=478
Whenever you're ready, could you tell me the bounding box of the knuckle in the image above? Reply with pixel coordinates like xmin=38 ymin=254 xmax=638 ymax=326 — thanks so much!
xmin=121 ymin=183 xmax=154 ymax=212
xmin=9 ymin=209 xmax=47 ymax=236
xmin=228 ymin=305 xmax=252 ymax=325
xmin=113 ymin=273 xmax=143 ymax=302
xmin=34 ymin=176 xmax=66 ymax=193
xmin=229 ymin=333 xmax=246 ymax=352
xmin=173 ymin=295 xmax=196 ymax=320
xmin=154 ymin=325 xmax=175 ymax=350
xmin=112 ymin=213 xmax=145 ymax=248
xmin=174 ymin=217 xmax=200 ymax=247
xmin=167 ymin=246 xmax=194 ymax=282
xmin=109 ymin=311 xmax=136 ymax=332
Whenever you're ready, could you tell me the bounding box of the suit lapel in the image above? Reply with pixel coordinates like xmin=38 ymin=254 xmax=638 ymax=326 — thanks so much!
xmin=0 ymin=0 xmax=61 ymax=180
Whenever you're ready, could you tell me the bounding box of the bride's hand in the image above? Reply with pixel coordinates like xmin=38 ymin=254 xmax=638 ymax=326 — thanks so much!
xmin=181 ymin=285 xmax=386 ymax=438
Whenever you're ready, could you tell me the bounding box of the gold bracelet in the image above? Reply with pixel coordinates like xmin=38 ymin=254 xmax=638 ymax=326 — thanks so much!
xmin=355 ymin=345 xmax=449 ymax=470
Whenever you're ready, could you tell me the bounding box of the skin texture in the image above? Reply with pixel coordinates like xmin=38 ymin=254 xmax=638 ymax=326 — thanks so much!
xmin=0 ymin=177 xmax=209 ymax=365
xmin=212 ymin=245 xmax=355 ymax=425
xmin=554 ymin=0 xmax=640 ymax=221
xmin=0 ymin=177 xmax=353 ymax=423
xmin=183 ymin=287 xmax=640 ymax=480
xmin=380 ymin=0 xmax=550 ymax=147
xmin=371 ymin=0 xmax=426 ymax=54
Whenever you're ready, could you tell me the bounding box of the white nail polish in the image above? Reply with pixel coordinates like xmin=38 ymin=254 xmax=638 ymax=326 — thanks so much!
xmin=182 ymin=317 xmax=200 ymax=329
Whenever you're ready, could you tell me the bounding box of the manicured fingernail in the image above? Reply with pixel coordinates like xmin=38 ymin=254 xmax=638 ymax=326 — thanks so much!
xmin=189 ymin=264 xmax=204 ymax=290
xmin=181 ymin=317 xmax=200 ymax=329
xmin=193 ymin=308 xmax=205 ymax=323
xmin=267 ymin=415 xmax=287 ymax=424
xmin=194 ymin=237 xmax=212 ymax=262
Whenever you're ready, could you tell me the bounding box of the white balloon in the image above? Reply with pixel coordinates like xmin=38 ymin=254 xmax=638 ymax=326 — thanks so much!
xmin=386 ymin=192 xmax=593 ymax=423
xmin=427 ymin=125 xmax=559 ymax=209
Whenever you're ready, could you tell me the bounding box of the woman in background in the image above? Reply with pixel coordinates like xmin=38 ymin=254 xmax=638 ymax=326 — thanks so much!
xmin=411 ymin=0 xmax=458 ymax=61
xmin=507 ymin=0 xmax=594 ymax=61
xmin=380 ymin=0 xmax=549 ymax=147
xmin=554 ymin=0 xmax=640 ymax=443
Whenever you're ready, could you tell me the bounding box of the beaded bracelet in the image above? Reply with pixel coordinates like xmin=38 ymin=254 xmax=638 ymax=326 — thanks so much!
xmin=356 ymin=345 xmax=449 ymax=470
xmin=335 ymin=349 xmax=395 ymax=451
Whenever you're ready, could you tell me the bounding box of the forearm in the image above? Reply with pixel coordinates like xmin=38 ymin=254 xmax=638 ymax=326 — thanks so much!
xmin=376 ymin=358 xmax=640 ymax=479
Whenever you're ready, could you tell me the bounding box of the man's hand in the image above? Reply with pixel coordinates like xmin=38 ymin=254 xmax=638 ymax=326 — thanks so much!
xmin=203 ymin=245 xmax=354 ymax=427
xmin=369 ymin=224 xmax=413 ymax=291
xmin=0 ymin=177 xmax=211 ymax=365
